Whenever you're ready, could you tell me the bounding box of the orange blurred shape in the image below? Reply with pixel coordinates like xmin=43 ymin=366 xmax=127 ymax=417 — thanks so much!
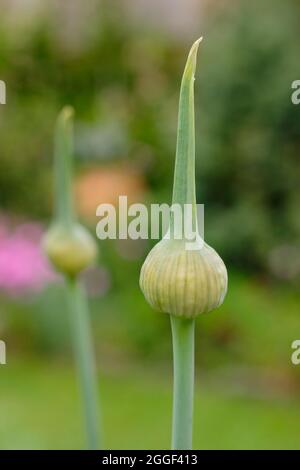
xmin=75 ymin=164 xmax=147 ymax=223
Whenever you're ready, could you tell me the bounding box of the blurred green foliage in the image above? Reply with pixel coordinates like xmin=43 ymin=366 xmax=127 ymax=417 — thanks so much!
xmin=0 ymin=0 xmax=299 ymax=371
xmin=197 ymin=0 xmax=300 ymax=271
xmin=0 ymin=0 xmax=299 ymax=271
xmin=0 ymin=0 xmax=300 ymax=449
xmin=4 ymin=268 xmax=300 ymax=379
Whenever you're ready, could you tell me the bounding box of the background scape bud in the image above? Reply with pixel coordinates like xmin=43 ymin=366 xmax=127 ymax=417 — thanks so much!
xmin=43 ymin=223 xmax=97 ymax=278
xmin=43 ymin=107 xmax=97 ymax=278
xmin=43 ymin=106 xmax=102 ymax=449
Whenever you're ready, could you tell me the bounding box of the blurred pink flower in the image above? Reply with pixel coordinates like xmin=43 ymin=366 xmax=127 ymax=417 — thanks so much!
xmin=0 ymin=216 xmax=56 ymax=297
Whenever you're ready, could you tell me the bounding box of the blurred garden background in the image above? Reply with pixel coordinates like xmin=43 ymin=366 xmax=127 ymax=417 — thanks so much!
xmin=0 ymin=0 xmax=300 ymax=449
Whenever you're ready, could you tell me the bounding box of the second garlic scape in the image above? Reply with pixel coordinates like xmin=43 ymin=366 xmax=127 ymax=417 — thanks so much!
xmin=43 ymin=107 xmax=101 ymax=450
xmin=43 ymin=107 xmax=97 ymax=278
xmin=140 ymin=39 xmax=227 ymax=319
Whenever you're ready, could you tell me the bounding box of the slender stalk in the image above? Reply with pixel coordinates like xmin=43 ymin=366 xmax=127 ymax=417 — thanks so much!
xmin=51 ymin=107 xmax=102 ymax=448
xmin=171 ymin=316 xmax=195 ymax=450
xmin=170 ymin=39 xmax=200 ymax=449
xmin=54 ymin=106 xmax=74 ymax=228
xmin=67 ymin=277 xmax=102 ymax=449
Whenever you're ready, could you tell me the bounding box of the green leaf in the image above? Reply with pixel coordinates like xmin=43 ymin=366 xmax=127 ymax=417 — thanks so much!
xmin=171 ymin=38 xmax=202 ymax=234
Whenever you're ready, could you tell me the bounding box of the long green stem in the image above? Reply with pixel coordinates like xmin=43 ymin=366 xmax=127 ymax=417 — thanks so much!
xmin=49 ymin=107 xmax=102 ymax=448
xmin=169 ymin=39 xmax=201 ymax=450
xmin=67 ymin=277 xmax=102 ymax=449
xmin=171 ymin=315 xmax=195 ymax=450
xmin=54 ymin=106 xmax=75 ymax=228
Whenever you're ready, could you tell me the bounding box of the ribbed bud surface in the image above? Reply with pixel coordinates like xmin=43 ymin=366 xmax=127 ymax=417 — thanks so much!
xmin=140 ymin=239 xmax=227 ymax=318
xmin=43 ymin=223 xmax=97 ymax=278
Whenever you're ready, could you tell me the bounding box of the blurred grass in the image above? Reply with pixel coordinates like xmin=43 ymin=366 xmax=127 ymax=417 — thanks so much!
xmin=1 ymin=357 xmax=300 ymax=450
xmin=2 ymin=269 xmax=300 ymax=449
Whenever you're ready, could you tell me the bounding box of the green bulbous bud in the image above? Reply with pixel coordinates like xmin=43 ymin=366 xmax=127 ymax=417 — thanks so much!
xmin=140 ymin=38 xmax=228 ymax=319
xmin=44 ymin=106 xmax=98 ymax=278
xmin=43 ymin=223 xmax=97 ymax=278
xmin=140 ymin=239 xmax=227 ymax=318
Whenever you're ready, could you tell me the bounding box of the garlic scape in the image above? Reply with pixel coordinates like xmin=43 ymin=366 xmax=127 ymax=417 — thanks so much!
xmin=140 ymin=39 xmax=227 ymax=449
xmin=140 ymin=39 xmax=227 ymax=318
xmin=43 ymin=107 xmax=102 ymax=449
xmin=44 ymin=107 xmax=97 ymax=278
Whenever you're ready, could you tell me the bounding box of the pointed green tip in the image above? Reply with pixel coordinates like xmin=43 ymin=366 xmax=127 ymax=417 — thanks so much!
xmin=171 ymin=37 xmax=203 ymax=213
xmin=57 ymin=105 xmax=75 ymax=127
xmin=190 ymin=36 xmax=203 ymax=54
xmin=183 ymin=37 xmax=203 ymax=81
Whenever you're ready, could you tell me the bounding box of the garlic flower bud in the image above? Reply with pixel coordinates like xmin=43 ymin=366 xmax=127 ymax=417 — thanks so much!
xmin=43 ymin=106 xmax=98 ymax=278
xmin=44 ymin=223 xmax=97 ymax=278
xmin=140 ymin=38 xmax=227 ymax=318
